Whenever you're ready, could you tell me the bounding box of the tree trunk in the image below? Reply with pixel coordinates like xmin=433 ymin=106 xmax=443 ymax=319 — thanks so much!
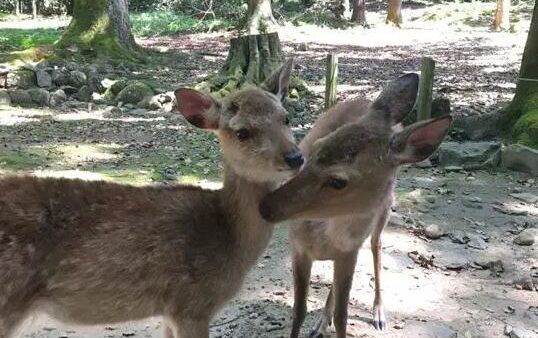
xmin=14 ymin=0 xmax=20 ymax=15
xmin=386 ymin=0 xmax=402 ymax=27
xmin=508 ymin=0 xmax=538 ymax=147
xmin=31 ymin=0 xmax=37 ymax=18
xmin=245 ymin=0 xmax=277 ymax=34
xmin=57 ymin=0 xmax=138 ymax=59
xmin=351 ymin=0 xmax=367 ymax=26
xmin=198 ymin=32 xmax=284 ymax=96
xmin=492 ymin=0 xmax=510 ymax=31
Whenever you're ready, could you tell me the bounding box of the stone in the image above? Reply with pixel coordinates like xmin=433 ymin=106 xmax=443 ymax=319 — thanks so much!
xmin=424 ymin=224 xmax=444 ymax=239
xmin=103 ymin=106 xmax=123 ymax=118
xmin=115 ymin=82 xmax=153 ymax=105
xmin=70 ymin=70 xmax=87 ymax=87
xmin=504 ymin=324 xmax=535 ymax=338
xmin=297 ymin=42 xmax=310 ymax=51
xmin=452 ymin=111 xmax=503 ymax=140
xmin=49 ymin=89 xmax=67 ymax=107
xmin=438 ymin=141 xmax=501 ymax=169
xmin=8 ymin=89 xmax=33 ymax=106
xmin=51 ymin=68 xmax=71 ymax=86
xmin=87 ymin=69 xmax=104 ymax=93
xmin=388 ymin=212 xmax=406 ymax=227
xmin=415 ymin=158 xmax=433 ymax=168
xmin=510 ymin=193 xmax=538 ymax=204
xmin=467 ymin=236 xmax=487 ymax=250
xmin=35 ymin=69 xmax=52 ymax=88
xmin=129 ymin=108 xmax=148 ymax=116
xmin=502 ymin=144 xmax=538 ymax=176
xmin=60 ymin=85 xmax=78 ymax=96
xmin=137 ymin=95 xmax=162 ymax=110
xmin=404 ymin=96 xmax=451 ymax=125
xmin=77 ymin=86 xmax=92 ymax=102
xmin=7 ymin=69 xmax=36 ymax=89
xmin=0 ymin=90 xmax=11 ymax=106
xmin=27 ymin=88 xmax=50 ymax=106
xmin=449 ymin=231 xmax=470 ymax=244
xmin=514 ymin=229 xmax=536 ymax=246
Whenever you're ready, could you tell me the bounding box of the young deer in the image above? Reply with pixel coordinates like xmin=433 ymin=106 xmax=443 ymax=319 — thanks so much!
xmin=260 ymin=74 xmax=452 ymax=338
xmin=0 ymin=60 xmax=304 ymax=338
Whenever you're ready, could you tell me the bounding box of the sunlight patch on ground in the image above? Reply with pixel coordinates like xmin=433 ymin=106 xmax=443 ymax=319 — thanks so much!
xmin=57 ymin=144 xmax=121 ymax=165
xmin=32 ymin=169 xmax=106 ymax=181
xmin=0 ymin=106 xmax=52 ymax=125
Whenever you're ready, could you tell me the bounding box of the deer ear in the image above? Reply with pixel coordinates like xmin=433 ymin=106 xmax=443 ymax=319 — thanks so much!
xmin=262 ymin=58 xmax=294 ymax=102
xmin=175 ymin=88 xmax=220 ymax=130
xmin=371 ymin=73 xmax=419 ymax=125
xmin=389 ymin=115 xmax=452 ymax=164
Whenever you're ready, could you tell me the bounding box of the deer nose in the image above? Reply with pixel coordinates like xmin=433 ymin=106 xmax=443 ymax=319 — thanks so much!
xmin=284 ymin=150 xmax=304 ymax=169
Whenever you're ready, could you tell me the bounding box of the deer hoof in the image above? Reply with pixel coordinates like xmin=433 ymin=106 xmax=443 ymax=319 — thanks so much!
xmin=373 ymin=304 xmax=387 ymax=330
xmin=309 ymin=316 xmax=329 ymax=338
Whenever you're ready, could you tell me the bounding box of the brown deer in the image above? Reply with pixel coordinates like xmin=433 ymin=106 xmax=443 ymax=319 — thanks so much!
xmin=0 ymin=59 xmax=304 ymax=338
xmin=259 ymin=73 xmax=452 ymax=338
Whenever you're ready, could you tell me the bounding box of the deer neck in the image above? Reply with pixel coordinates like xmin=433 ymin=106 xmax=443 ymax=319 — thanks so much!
xmin=221 ymin=163 xmax=276 ymax=267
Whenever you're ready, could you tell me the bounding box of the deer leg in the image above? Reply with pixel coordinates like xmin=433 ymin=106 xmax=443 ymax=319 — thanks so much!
xmin=333 ymin=252 xmax=357 ymax=338
xmin=290 ymin=252 xmax=312 ymax=338
xmin=308 ymin=286 xmax=334 ymax=338
xmin=371 ymin=210 xmax=389 ymax=331
xmin=168 ymin=318 xmax=209 ymax=338
xmin=0 ymin=306 xmax=29 ymax=338
xmin=163 ymin=325 xmax=174 ymax=338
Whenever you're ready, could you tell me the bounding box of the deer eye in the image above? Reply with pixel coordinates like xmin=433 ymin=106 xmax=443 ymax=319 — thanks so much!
xmin=235 ymin=128 xmax=251 ymax=141
xmin=328 ymin=177 xmax=347 ymax=190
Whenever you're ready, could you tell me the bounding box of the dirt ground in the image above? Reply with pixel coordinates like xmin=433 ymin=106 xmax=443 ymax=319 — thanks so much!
xmin=1 ymin=3 xmax=537 ymax=338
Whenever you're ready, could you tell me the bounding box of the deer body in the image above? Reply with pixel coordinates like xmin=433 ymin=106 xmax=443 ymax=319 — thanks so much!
xmin=0 ymin=60 xmax=302 ymax=338
xmin=260 ymin=74 xmax=452 ymax=338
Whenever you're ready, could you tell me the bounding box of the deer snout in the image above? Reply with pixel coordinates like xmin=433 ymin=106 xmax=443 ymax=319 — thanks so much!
xmin=284 ymin=150 xmax=304 ymax=169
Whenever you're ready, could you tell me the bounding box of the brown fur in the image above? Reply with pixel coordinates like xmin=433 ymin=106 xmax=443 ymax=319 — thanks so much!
xmin=260 ymin=74 xmax=452 ymax=338
xmin=0 ymin=60 xmax=300 ymax=338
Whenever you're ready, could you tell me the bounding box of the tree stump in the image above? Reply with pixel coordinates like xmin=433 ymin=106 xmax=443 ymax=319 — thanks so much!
xmin=198 ymin=32 xmax=284 ymax=96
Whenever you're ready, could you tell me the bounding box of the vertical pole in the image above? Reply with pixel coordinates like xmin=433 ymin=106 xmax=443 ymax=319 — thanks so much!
xmin=325 ymin=53 xmax=338 ymax=109
xmin=416 ymin=57 xmax=435 ymax=121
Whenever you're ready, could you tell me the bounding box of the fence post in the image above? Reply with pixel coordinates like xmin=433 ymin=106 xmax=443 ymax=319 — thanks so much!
xmin=325 ymin=53 xmax=338 ymax=109
xmin=416 ymin=57 xmax=435 ymax=121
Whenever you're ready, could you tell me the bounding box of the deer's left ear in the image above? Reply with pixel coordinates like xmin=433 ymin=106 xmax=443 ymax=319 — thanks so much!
xmin=389 ymin=115 xmax=452 ymax=164
xmin=371 ymin=73 xmax=419 ymax=125
xmin=262 ymin=58 xmax=294 ymax=102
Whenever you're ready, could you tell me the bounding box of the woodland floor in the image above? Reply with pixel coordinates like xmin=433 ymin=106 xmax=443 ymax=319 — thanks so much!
xmin=1 ymin=2 xmax=537 ymax=338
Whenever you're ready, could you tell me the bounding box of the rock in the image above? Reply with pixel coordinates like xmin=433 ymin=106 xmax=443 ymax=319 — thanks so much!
xmin=87 ymin=69 xmax=104 ymax=93
xmin=404 ymin=96 xmax=451 ymax=125
xmin=462 ymin=197 xmax=483 ymax=209
xmin=424 ymin=224 xmax=444 ymax=239
xmin=60 ymin=85 xmax=78 ymax=95
xmin=137 ymin=95 xmax=162 ymax=110
xmin=115 ymin=81 xmax=153 ymax=105
xmin=438 ymin=141 xmax=501 ymax=169
xmin=514 ymin=229 xmax=537 ymax=246
xmin=467 ymin=236 xmax=487 ymax=250
xmin=452 ymin=111 xmax=503 ymax=140
xmin=502 ymin=144 xmax=538 ymax=176
xmin=510 ymin=192 xmax=538 ymax=204
xmin=388 ymin=212 xmax=406 ymax=227
xmin=35 ymin=69 xmax=52 ymax=88
xmin=49 ymin=89 xmax=67 ymax=107
xmin=7 ymin=69 xmax=36 ymax=89
xmin=493 ymin=203 xmax=528 ymax=216
xmin=296 ymin=42 xmax=310 ymax=51
xmin=51 ymin=68 xmax=71 ymax=86
xmin=8 ymin=89 xmax=33 ymax=106
xmin=449 ymin=231 xmax=470 ymax=244
xmin=0 ymin=90 xmax=11 ymax=106
xmin=103 ymin=106 xmax=123 ymax=118
xmin=27 ymin=88 xmax=50 ymax=106
xmin=129 ymin=108 xmax=148 ymax=116
xmin=415 ymin=158 xmax=433 ymax=168
xmin=77 ymin=85 xmax=92 ymax=102
xmin=514 ymin=277 xmax=536 ymax=291
xmin=70 ymin=70 xmax=87 ymax=87
xmin=504 ymin=324 xmax=535 ymax=338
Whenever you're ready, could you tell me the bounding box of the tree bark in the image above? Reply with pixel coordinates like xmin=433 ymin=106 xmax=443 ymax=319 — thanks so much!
xmin=508 ymin=0 xmax=538 ymax=147
xmin=58 ymin=0 xmax=138 ymax=59
xmin=245 ymin=0 xmax=277 ymax=34
xmin=351 ymin=0 xmax=367 ymax=26
xmin=492 ymin=0 xmax=510 ymax=31
xmin=386 ymin=0 xmax=402 ymax=27
xmin=31 ymin=0 xmax=37 ymax=18
xmin=14 ymin=0 xmax=20 ymax=15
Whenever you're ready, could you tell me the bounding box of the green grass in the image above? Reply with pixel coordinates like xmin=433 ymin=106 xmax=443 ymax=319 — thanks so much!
xmin=130 ymin=11 xmax=237 ymax=37
xmin=0 ymin=28 xmax=60 ymax=52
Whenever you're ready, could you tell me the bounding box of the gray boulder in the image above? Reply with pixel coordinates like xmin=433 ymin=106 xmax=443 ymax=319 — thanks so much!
xmin=452 ymin=111 xmax=503 ymax=141
xmin=7 ymin=69 xmax=36 ymax=89
xmin=70 ymin=70 xmax=87 ymax=88
xmin=28 ymin=88 xmax=51 ymax=106
xmin=438 ymin=141 xmax=501 ymax=169
xmin=501 ymin=144 xmax=538 ymax=176
xmin=8 ymin=89 xmax=33 ymax=106
xmin=50 ymin=89 xmax=67 ymax=107
xmin=35 ymin=69 xmax=52 ymax=88
xmin=0 ymin=90 xmax=11 ymax=106
xmin=77 ymin=85 xmax=92 ymax=102
xmin=115 ymin=81 xmax=153 ymax=105
xmin=51 ymin=68 xmax=71 ymax=86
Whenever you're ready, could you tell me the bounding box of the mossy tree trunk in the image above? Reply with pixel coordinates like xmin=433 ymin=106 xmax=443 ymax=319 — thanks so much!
xmin=492 ymin=0 xmax=510 ymax=31
xmin=57 ymin=0 xmax=139 ymax=60
xmin=508 ymin=0 xmax=538 ymax=147
xmin=198 ymin=32 xmax=284 ymax=96
xmin=351 ymin=0 xmax=367 ymax=26
xmin=386 ymin=0 xmax=402 ymax=27
xmin=245 ymin=0 xmax=277 ymax=34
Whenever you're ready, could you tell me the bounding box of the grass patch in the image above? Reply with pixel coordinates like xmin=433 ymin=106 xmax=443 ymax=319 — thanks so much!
xmin=0 ymin=148 xmax=56 ymax=170
xmin=130 ymin=11 xmax=237 ymax=36
xmin=0 ymin=28 xmax=60 ymax=52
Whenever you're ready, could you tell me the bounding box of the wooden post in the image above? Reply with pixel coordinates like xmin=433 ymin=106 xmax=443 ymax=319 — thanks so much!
xmin=416 ymin=57 xmax=435 ymax=121
xmin=325 ymin=53 xmax=338 ymax=109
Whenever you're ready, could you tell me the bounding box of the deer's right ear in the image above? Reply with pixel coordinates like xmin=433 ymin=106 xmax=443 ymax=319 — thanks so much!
xmin=175 ymin=88 xmax=220 ymax=130
xmin=262 ymin=58 xmax=294 ymax=102
xmin=371 ymin=73 xmax=419 ymax=125
xmin=389 ymin=115 xmax=452 ymax=164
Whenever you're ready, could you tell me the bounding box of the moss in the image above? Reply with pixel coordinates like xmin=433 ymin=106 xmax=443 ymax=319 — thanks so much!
xmin=511 ymin=109 xmax=538 ymax=148
xmin=115 ymin=81 xmax=153 ymax=104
